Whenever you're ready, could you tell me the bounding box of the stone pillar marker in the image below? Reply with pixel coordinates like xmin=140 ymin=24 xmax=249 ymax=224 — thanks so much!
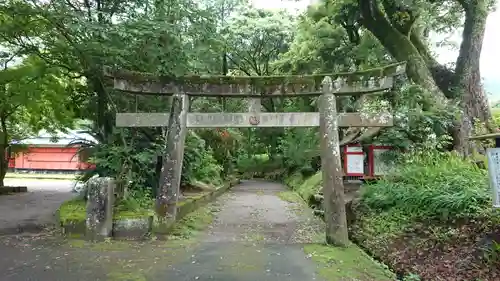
xmin=85 ymin=177 xmax=115 ymax=241
xmin=320 ymin=76 xmax=348 ymax=246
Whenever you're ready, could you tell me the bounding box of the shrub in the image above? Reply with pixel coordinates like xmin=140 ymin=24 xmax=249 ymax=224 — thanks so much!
xmin=360 ymin=150 xmax=491 ymax=221
xmin=183 ymin=132 xmax=223 ymax=186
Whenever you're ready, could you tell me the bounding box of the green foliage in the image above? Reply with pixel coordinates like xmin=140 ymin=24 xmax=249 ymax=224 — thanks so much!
xmin=0 ymin=54 xmax=80 ymax=185
xmin=183 ymin=131 xmax=223 ymax=186
xmin=374 ymin=84 xmax=456 ymax=151
xmin=278 ymin=128 xmax=318 ymax=172
xmin=303 ymin=242 xmax=396 ymax=281
xmin=87 ymin=132 xmax=159 ymax=190
xmin=223 ymin=7 xmax=295 ymax=76
xmin=360 ymin=151 xmax=491 ymax=221
xmin=492 ymin=108 xmax=500 ymax=127
xmin=168 ymin=202 xmax=218 ymax=239
xmin=114 ymin=188 xmax=154 ymax=217
xmin=235 ymin=153 xmax=269 ymax=174
xmin=58 ymin=199 xmax=86 ymax=223
xmin=277 ymin=8 xmax=389 ymax=74
xmin=483 ymin=240 xmax=500 ymax=265
xmin=295 ymin=172 xmax=322 ymax=202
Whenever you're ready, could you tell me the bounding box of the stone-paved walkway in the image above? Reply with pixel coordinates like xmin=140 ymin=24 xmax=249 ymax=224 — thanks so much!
xmin=0 ymin=180 xmax=328 ymax=281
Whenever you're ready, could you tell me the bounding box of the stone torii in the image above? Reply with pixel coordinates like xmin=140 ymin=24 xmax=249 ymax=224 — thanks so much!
xmin=105 ymin=62 xmax=406 ymax=246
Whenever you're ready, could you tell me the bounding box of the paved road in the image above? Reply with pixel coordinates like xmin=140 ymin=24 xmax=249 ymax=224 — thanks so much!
xmin=0 ymin=179 xmax=76 ymax=235
xmin=0 ymin=180 xmax=327 ymax=281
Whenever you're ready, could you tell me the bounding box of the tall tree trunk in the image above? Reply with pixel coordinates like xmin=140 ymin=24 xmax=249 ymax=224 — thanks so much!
xmin=452 ymin=0 xmax=491 ymax=154
xmin=0 ymin=115 xmax=8 ymax=188
xmin=356 ymin=0 xmax=491 ymax=155
xmin=90 ymin=74 xmax=111 ymax=140
xmin=0 ymin=147 xmax=6 ymax=188
xmin=358 ymin=0 xmax=447 ymax=105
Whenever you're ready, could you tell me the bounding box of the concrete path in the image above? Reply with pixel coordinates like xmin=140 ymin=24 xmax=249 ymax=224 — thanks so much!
xmin=0 ymin=179 xmax=75 ymax=235
xmin=161 ymin=180 xmax=325 ymax=281
xmin=0 ymin=180 xmax=329 ymax=281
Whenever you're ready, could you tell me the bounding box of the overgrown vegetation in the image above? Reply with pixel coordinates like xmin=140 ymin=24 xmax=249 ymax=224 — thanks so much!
xmin=349 ymin=151 xmax=500 ymax=280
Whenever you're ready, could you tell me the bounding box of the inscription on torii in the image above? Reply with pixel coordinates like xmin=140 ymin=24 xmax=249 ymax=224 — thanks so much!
xmin=116 ymin=112 xmax=393 ymax=128
xmin=105 ymin=62 xmax=406 ymax=247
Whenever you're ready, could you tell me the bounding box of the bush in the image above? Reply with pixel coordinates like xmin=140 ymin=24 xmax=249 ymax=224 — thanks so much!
xmin=360 ymin=150 xmax=491 ymax=221
xmin=183 ymin=131 xmax=223 ymax=186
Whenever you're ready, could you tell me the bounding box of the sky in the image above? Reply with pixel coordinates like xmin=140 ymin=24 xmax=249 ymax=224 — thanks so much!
xmin=251 ymin=0 xmax=500 ymax=96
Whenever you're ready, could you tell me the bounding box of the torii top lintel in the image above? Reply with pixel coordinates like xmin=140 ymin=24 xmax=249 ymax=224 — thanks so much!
xmin=104 ymin=62 xmax=406 ymax=97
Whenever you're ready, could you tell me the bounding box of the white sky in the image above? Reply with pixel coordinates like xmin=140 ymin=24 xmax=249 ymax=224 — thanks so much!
xmin=252 ymin=0 xmax=500 ymax=83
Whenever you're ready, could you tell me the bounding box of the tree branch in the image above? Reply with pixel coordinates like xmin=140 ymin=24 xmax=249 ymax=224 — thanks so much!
xmin=381 ymin=0 xmax=418 ymax=36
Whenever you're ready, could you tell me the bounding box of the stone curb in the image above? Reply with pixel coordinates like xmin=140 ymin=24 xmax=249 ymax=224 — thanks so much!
xmin=56 ymin=177 xmax=241 ymax=240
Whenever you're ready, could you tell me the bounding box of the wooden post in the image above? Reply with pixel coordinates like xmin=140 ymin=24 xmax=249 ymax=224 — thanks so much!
xmin=319 ymin=76 xmax=349 ymax=247
xmin=157 ymin=93 xmax=189 ymax=224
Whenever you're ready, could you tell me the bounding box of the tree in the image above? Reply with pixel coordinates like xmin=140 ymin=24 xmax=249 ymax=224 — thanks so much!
xmin=313 ymin=0 xmax=494 ymax=155
xmin=223 ymin=7 xmax=295 ymax=77
xmin=0 ymin=55 xmax=78 ymax=187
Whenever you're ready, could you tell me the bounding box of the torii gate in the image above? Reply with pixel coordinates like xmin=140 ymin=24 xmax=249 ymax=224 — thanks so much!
xmin=105 ymin=62 xmax=406 ymax=246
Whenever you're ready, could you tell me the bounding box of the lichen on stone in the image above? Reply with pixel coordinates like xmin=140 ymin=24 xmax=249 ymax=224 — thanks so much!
xmin=108 ymin=62 xmax=407 ymax=96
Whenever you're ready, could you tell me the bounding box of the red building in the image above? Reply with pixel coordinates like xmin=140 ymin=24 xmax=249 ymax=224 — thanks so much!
xmin=8 ymin=130 xmax=95 ymax=172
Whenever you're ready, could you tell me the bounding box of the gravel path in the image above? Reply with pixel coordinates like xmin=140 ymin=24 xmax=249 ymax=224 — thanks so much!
xmin=0 ymin=180 xmax=326 ymax=281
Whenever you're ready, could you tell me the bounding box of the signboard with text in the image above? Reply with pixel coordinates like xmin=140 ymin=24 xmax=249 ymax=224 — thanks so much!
xmin=344 ymin=144 xmax=365 ymax=176
xmin=486 ymin=148 xmax=500 ymax=208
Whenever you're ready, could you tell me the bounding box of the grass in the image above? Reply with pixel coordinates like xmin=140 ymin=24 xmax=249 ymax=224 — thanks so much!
xmin=304 ymin=243 xmax=395 ymax=281
xmin=277 ymin=190 xmax=304 ymax=203
xmin=168 ymin=201 xmax=220 ymax=239
xmin=5 ymin=172 xmax=76 ymax=180
xmin=295 ymin=172 xmax=322 ymax=201
xmin=58 ymin=198 xmax=86 ymax=223
xmin=58 ymin=198 xmax=154 ymax=223
xmin=279 ymin=176 xmax=395 ymax=280
xmin=348 ymin=151 xmax=500 ymax=280
xmin=360 ymin=151 xmax=491 ymax=221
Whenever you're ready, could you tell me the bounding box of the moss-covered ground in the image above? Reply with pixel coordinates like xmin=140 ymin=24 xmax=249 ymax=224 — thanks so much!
xmin=280 ymin=171 xmax=396 ymax=281
xmin=304 ymin=243 xmax=394 ymax=281
xmin=58 ymin=189 xmax=216 ymax=224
